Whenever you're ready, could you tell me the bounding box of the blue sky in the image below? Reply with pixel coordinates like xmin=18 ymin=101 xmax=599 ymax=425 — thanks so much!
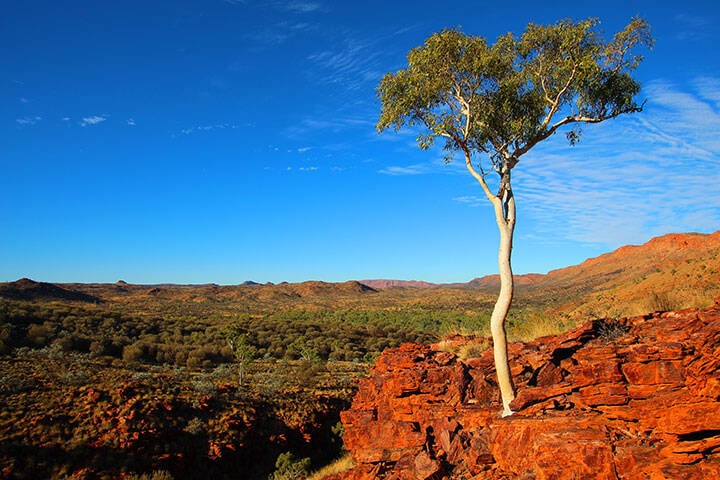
xmin=2 ymin=0 xmax=719 ymax=285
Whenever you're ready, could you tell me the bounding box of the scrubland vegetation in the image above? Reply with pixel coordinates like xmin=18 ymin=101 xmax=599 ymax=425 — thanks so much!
xmin=1 ymin=233 xmax=718 ymax=478
xmin=0 ymin=286 xmax=496 ymax=480
xmin=0 ymin=280 xmax=560 ymax=479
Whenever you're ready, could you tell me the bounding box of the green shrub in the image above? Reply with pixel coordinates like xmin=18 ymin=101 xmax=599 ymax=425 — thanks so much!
xmin=270 ymin=452 xmax=311 ymax=480
xmin=125 ymin=471 xmax=174 ymax=480
xmin=122 ymin=343 xmax=145 ymax=363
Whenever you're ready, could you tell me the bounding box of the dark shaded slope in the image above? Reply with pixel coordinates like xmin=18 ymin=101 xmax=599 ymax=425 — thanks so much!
xmin=0 ymin=278 xmax=101 ymax=303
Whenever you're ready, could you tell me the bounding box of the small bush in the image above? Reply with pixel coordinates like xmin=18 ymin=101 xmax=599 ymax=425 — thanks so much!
xmin=192 ymin=377 xmax=217 ymax=396
xmin=58 ymin=370 xmax=90 ymax=386
xmin=597 ymin=319 xmax=630 ymax=342
xmin=27 ymin=324 xmax=52 ymax=347
xmin=125 ymin=471 xmax=174 ymax=480
xmin=0 ymin=375 xmax=36 ymax=393
xmin=456 ymin=338 xmax=491 ymax=359
xmin=131 ymin=372 xmax=153 ymax=382
xmin=210 ymin=363 xmax=233 ymax=381
xmin=649 ymin=291 xmax=676 ymax=312
xmin=123 ymin=343 xmax=145 ymax=364
xmin=270 ymin=452 xmax=311 ymax=480
xmin=184 ymin=417 xmax=205 ymax=435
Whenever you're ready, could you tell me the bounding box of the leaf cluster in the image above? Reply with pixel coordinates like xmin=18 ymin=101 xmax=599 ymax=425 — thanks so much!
xmin=377 ymin=17 xmax=653 ymax=169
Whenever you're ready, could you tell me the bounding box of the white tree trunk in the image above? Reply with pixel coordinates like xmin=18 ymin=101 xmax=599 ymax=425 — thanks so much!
xmin=463 ymin=151 xmax=517 ymax=416
xmin=490 ymin=193 xmax=516 ymax=417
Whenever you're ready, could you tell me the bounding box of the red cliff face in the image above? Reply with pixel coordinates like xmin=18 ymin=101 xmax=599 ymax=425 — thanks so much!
xmin=332 ymin=298 xmax=720 ymax=479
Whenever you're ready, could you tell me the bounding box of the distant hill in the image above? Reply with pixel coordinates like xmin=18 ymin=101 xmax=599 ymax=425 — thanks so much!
xmin=528 ymin=230 xmax=720 ymax=318
xmin=360 ymin=230 xmax=720 ymax=319
xmin=362 ymin=231 xmax=720 ymax=297
xmin=0 ymin=278 xmax=101 ymax=303
xmin=1 ymin=278 xmax=381 ymax=313
xmin=3 ymin=230 xmax=718 ymax=320
xmin=451 ymin=273 xmax=546 ymax=289
xmin=359 ymin=279 xmax=437 ymax=289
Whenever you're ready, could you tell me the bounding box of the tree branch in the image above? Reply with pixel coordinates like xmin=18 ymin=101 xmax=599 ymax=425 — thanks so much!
xmin=462 ymin=146 xmax=495 ymax=202
xmin=515 ymin=111 xmax=608 ymax=158
xmin=538 ymin=63 xmax=578 ymax=133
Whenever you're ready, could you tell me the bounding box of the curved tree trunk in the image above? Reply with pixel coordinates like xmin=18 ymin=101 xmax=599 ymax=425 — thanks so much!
xmin=463 ymin=151 xmax=517 ymax=416
xmin=490 ymin=188 xmax=516 ymax=417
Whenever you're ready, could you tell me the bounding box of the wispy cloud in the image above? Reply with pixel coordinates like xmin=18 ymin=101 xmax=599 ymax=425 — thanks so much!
xmin=378 ymin=164 xmax=429 ymax=176
xmin=642 ymin=79 xmax=720 ymax=155
xmin=296 ymin=26 xmax=426 ymax=142
xmin=307 ymin=35 xmax=385 ymax=92
xmin=283 ymin=1 xmax=321 ymax=13
xmin=127 ymin=118 xmax=136 ymax=126
xmin=227 ymin=0 xmax=323 ymax=12
xmin=283 ymin=115 xmax=374 ymax=140
xmin=282 ymin=165 xmax=319 ymax=172
xmin=16 ymin=116 xmax=42 ymax=126
xmin=235 ymin=1 xmax=323 ymax=48
xmin=453 ymin=195 xmax=484 ymax=207
xmin=673 ymin=13 xmax=717 ymax=41
xmin=80 ymin=115 xmax=107 ymax=127
xmin=513 ymin=77 xmax=720 ymax=247
xmin=176 ymin=123 xmax=241 ymax=136
xmin=694 ymin=77 xmax=720 ymax=108
xmin=305 ymin=23 xmax=425 ymax=96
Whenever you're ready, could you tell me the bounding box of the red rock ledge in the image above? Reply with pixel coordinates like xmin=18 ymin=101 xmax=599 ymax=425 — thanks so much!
xmin=330 ymin=298 xmax=720 ymax=479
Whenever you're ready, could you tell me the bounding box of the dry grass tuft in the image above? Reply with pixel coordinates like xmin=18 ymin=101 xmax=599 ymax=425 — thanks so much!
xmin=455 ymin=338 xmax=492 ymax=359
xmin=435 ymin=336 xmax=491 ymax=360
xmin=306 ymin=455 xmax=354 ymax=480
xmin=508 ymin=312 xmax=572 ymax=343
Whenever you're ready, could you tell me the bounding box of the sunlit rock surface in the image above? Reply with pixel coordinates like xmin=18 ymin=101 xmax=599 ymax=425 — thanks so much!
xmin=332 ymin=298 xmax=720 ymax=479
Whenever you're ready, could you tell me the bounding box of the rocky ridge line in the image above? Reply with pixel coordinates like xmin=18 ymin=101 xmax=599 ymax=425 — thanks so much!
xmin=331 ymin=298 xmax=720 ymax=479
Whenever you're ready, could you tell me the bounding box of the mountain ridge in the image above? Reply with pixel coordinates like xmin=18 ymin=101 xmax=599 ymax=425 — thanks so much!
xmin=2 ymin=230 xmax=718 ymax=320
xmin=361 ymin=230 xmax=720 ymax=290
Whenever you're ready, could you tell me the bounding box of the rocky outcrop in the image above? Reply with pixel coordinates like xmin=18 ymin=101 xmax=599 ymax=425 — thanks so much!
xmin=333 ymin=298 xmax=720 ymax=479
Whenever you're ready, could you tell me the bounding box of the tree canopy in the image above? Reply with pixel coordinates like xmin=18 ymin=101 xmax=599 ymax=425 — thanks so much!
xmin=377 ymin=17 xmax=653 ymax=188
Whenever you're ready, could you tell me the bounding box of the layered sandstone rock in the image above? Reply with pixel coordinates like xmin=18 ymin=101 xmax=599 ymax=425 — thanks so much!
xmin=332 ymin=298 xmax=720 ymax=479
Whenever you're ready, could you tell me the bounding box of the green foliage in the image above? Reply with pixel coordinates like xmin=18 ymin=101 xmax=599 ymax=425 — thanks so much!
xmin=0 ymin=296 xmax=481 ymax=371
xmin=224 ymin=324 xmax=257 ymax=385
xmin=126 ymin=471 xmax=174 ymax=480
xmin=270 ymin=451 xmax=312 ymax=480
xmin=287 ymin=335 xmax=320 ymax=362
xmin=377 ymin=17 xmax=652 ymax=173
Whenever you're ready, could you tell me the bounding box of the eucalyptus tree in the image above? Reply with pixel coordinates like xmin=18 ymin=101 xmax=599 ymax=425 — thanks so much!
xmin=377 ymin=17 xmax=652 ymax=416
xmin=224 ymin=325 xmax=256 ymax=386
